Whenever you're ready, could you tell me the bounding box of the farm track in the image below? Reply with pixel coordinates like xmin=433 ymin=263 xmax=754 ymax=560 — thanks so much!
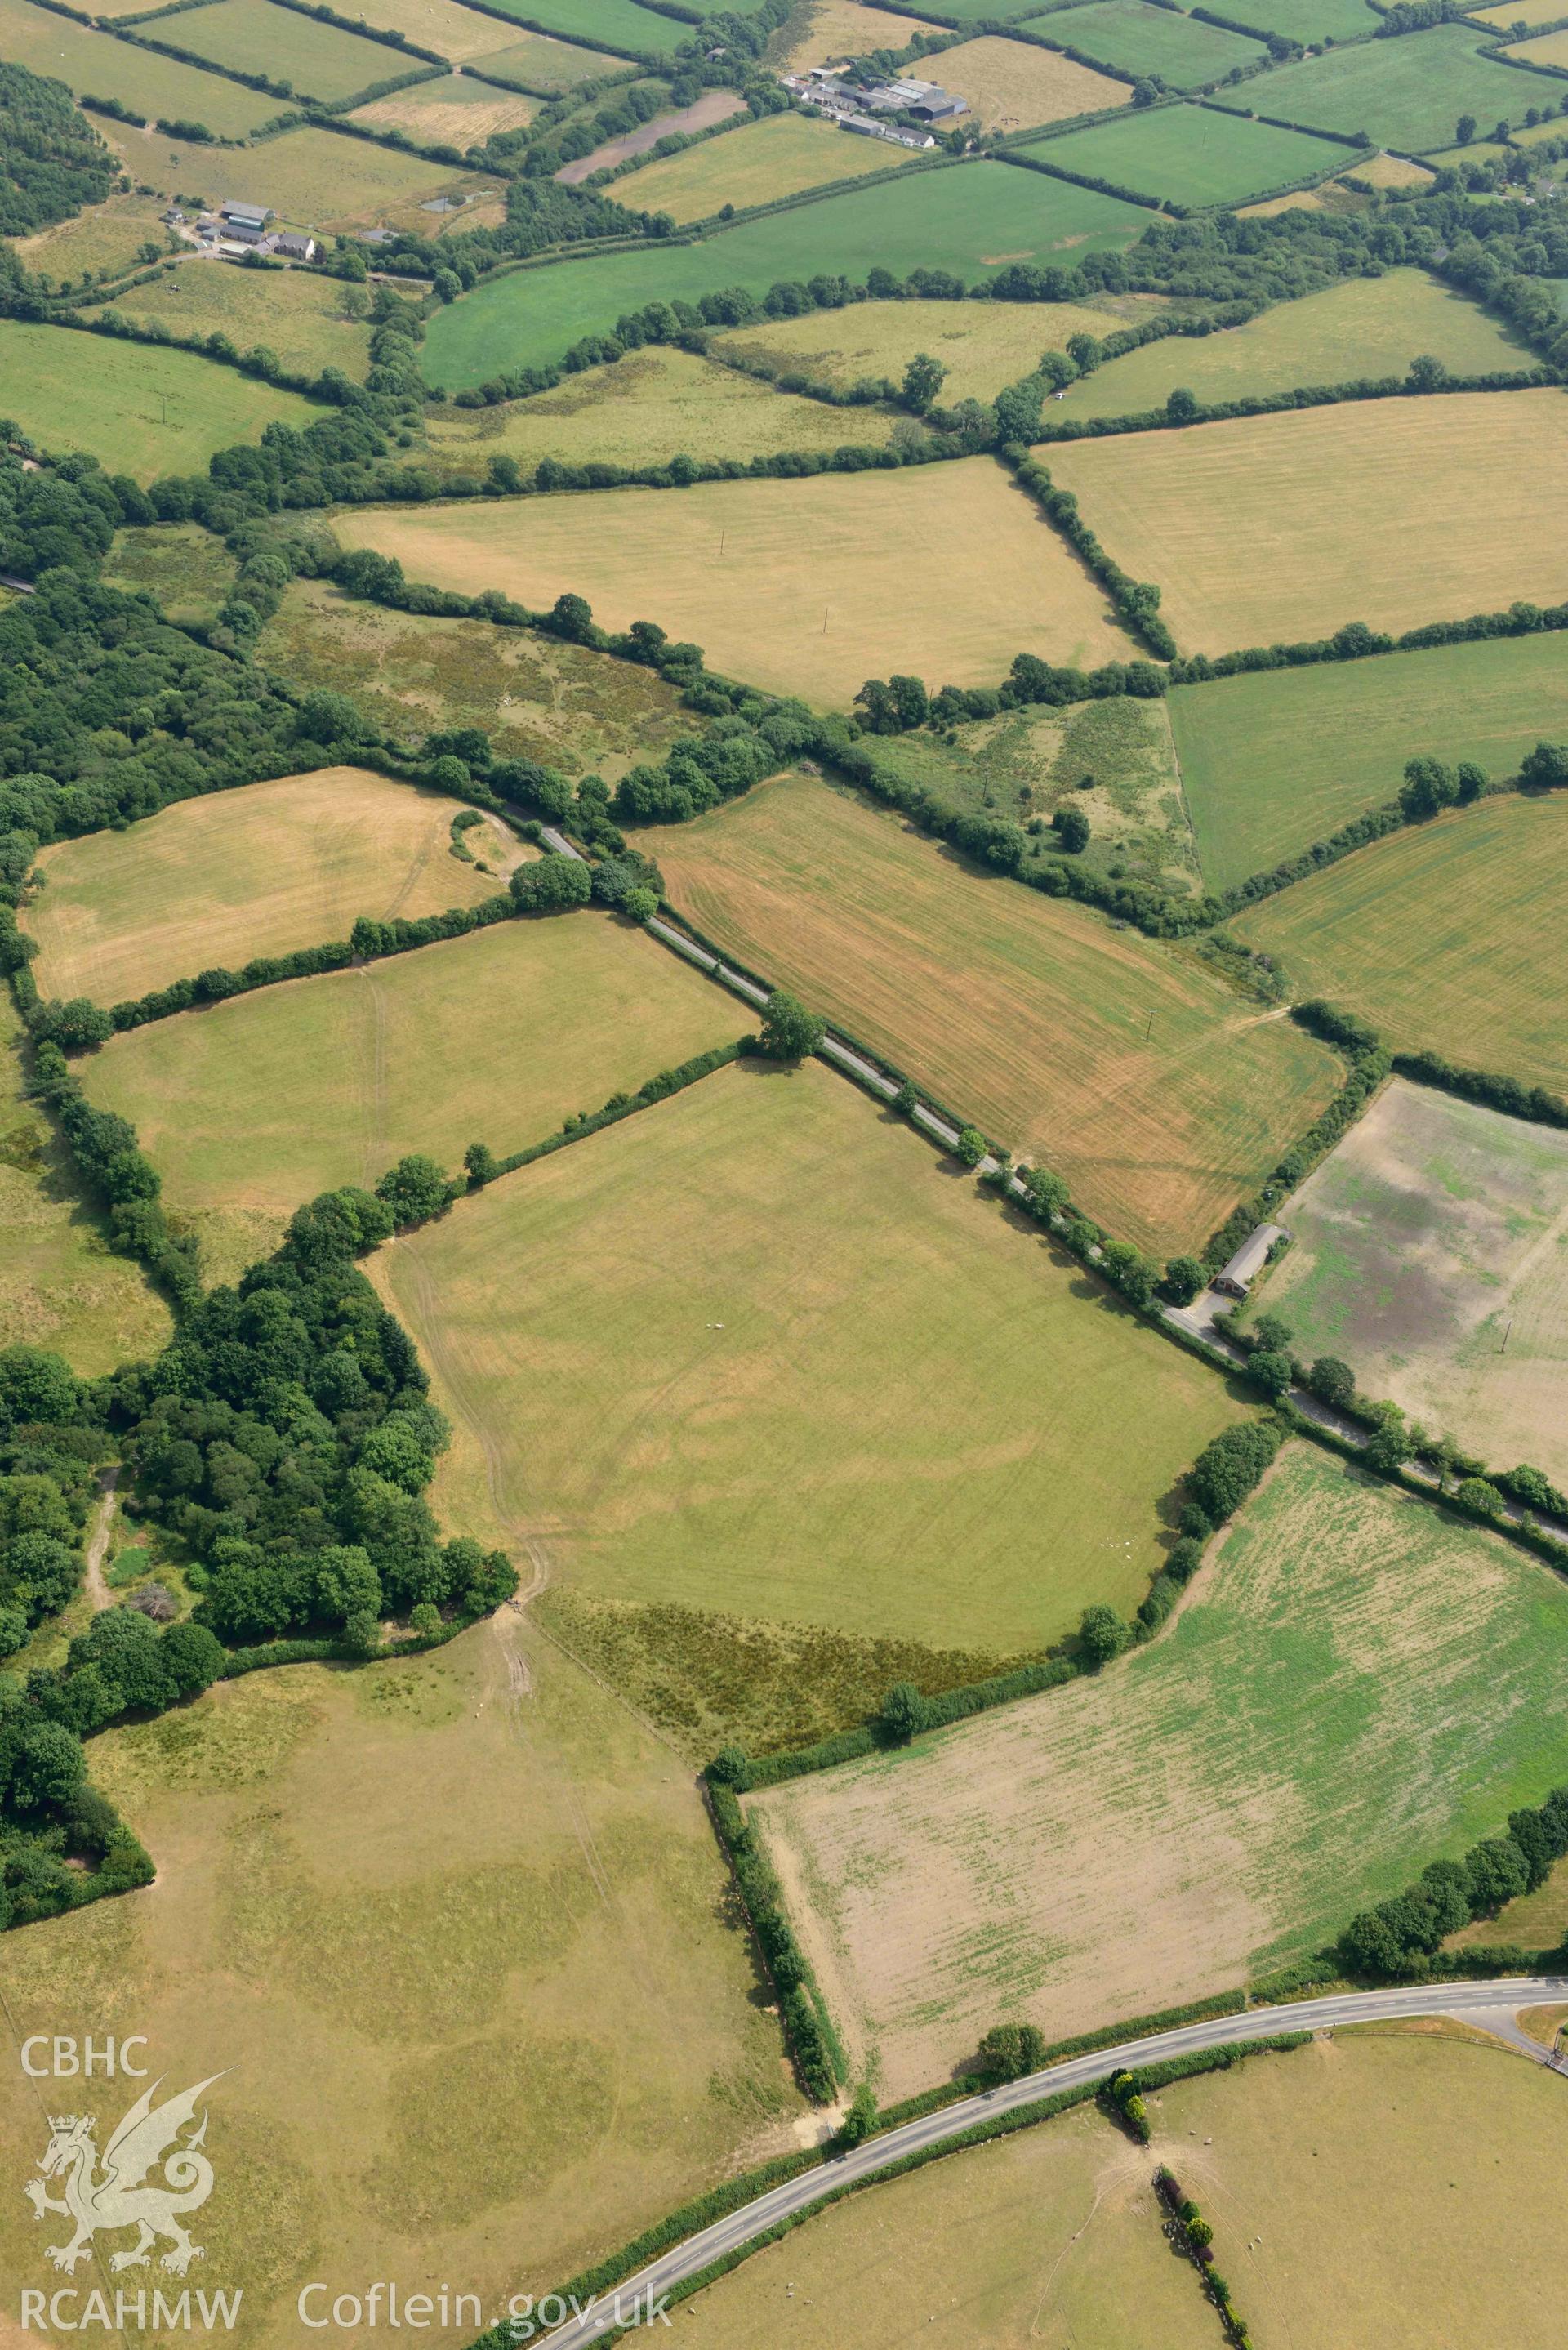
xmin=537 ymin=1977 xmax=1568 ymax=2347
xmin=82 ymin=1467 xmax=118 ymax=1613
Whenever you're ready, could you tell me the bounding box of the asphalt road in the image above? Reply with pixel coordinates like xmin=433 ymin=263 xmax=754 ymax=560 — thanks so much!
xmin=535 ymin=1977 xmax=1568 ymax=2343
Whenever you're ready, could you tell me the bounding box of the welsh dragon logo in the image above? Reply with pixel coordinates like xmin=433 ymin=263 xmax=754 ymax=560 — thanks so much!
xmin=25 ymin=2075 xmax=225 ymax=2276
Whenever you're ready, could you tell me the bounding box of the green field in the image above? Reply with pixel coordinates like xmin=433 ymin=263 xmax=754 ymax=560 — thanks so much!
xmin=375 ymin=1057 xmax=1250 ymax=1749
xmin=1021 ymin=101 xmax=1337 ymax=207
xmin=1252 ymin=1078 xmax=1568 ymax=1492
xmin=16 ymin=187 xmax=176 ymax=289
xmin=641 ymin=770 xmax=1337 ymax=1256
xmin=616 ymin=111 xmax=915 ymax=225
xmin=452 ymin=0 xmax=691 ymax=55
xmin=1234 ymin=792 xmax=1568 ymax=1097
xmin=1020 ymin=0 xmax=1267 ymax=87
xmin=1057 ymin=269 xmax=1530 ymax=423
xmin=83 ymin=912 xmax=741 ymax=1284
xmin=91 ymin=260 xmax=377 ymax=381
xmin=0 ymin=1630 xmax=800 ymax=2350
xmin=156 ymin=0 xmax=403 ymax=101
xmin=1169 ymin=629 xmax=1568 ymax=892
xmin=466 ymin=26 xmax=614 ymax=87
xmin=0 ymin=0 xmax=283 ymax=135
xmin=422 ymin=167 xmax=1151 ymax=384
xmin=102 ymin=521 xmax=238 ymax=626
xmin=1244 ymin=24 xmax=1528 ymax=151
xmin=255 ymin=575 xmax=700 ymax=779
xmin=1214 ymin=0 xmax=1380 ymax=33
xmin=0 ymin=318 xmax=321 ymax=479
xmin=0 ymin=998 xmax=171 ymax=1375
xmin=755 ymin=1443 xmax=1568 ymax=2091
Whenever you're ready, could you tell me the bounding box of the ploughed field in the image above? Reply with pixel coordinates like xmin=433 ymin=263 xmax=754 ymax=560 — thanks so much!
xmin=752 ymin=1445 xmax=1568 ymax=2094
xmin=639 ymin=770 xmax=1339 ymax=1255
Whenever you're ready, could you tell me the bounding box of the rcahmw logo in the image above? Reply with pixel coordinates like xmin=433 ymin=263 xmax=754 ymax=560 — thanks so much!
xmin=20 ymin=2042 xmax=240 ymax=2330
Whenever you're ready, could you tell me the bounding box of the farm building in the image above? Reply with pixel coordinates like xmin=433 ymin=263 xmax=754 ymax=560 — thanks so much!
xmin=270 ymin=231 xmax=318 ymax=261
xmin=1213 ymin=1221 xmax=1289 ymax=1300
xmin=220 ymin=199 xmax=271 ymax=243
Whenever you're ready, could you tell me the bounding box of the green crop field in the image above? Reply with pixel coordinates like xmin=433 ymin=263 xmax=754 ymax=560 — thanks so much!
xmin=1021 ymin=102 xmax=1337 ymax=207
xmin=82 ymin=912 xmax=742 ymax=1284
xmin=1019 ymin=0 xmax=1267 ymax=87
xmin=614 ymin=112 xmax=916 ymax=225
xmin=1212 ymin=0 xmax=1380 ymax=34
xmin=373 ymin=1057 xmax=1250 ymax=1747
xmin=0 ymin=318 xmax=321 ymax=479
xmin=421 ymin=167 xmax=1150 ymax=383
xmin=1250 ymin=1078 xmax=1568 ymax=1492
xmin=0 ymin=0 xmax=284 ymax=134
xmin=1233 ymin=792 xmax=1568 ymax=1097
xmin=1169 ymin=630 xmax=1568 ymax=892
xmin=102 ymin=521 xmax=238 ymax=627
xmin=24 ymin=767 xmax=531 ymax=1006
xmin=452 ymin=0 xmax=690 ymax=56
xmin=156 ymin=0 xmax=402 ymax=102
xmin=639 ymin=769 xmax=1337 ymax=1255
xmin=256 ymin=575 xmax=698 ymax=778
xmin=1044 ymin=389 xmax=1568 ymax=656
xmin=0 ymin=1631 xmax=800 ymax=2350
xmin=719 ymin=292 xmax=1169 ymax=404
xmin=335 ymin=458 xmax=1136 ymax=710
xmin=1245 ymin=24 xmax=1527 ymax=152
xmin=91 ymin=260 xmax=377 ymax=382
xmin=755 ymin=1443 xmax=1568 ymax=2093
xmin=424 ymin=346 xmax=905 ymax=475
xmin=1056 ymin=269 xmax=1531 ymax=421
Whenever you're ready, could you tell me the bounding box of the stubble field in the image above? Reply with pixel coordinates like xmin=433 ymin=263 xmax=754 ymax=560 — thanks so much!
xmin=641 ymin=771 xmax=1338 ymax=1255
xmin=0 ymin=1629 xmax=800 ymax=2350
xmin=754 ymin=1444 xmax=1568 ymax=2094
xmin=350 ymin=75 xmax=538 ymax=145
xmin=1250 ymin=1079 xmax=1568 ymax=1487
xmin=1233 ymin=792 xmax=1568 ymax=1095
xmin=929 ymin=36 xmax=1130 ymax=134
xmin=1043 ymin=389 xmax=1568 ymax=656
xmin=24 ymin=768 xmax=529 ymax=1006
xmin=373 ymin=1059 xmax=1250 ymax=1712
xmin=81 ymin=912 xmax=741 ymax=1283
xmin=334 ymin=460 xmax=1135 ymax=707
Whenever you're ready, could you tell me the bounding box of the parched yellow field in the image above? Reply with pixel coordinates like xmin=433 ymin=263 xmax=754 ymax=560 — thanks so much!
xmin=0 ymin=1630 xmax=800 ymax=2350
xmin=425 ymin=345 xmax=904 ymax=475
xmin=350 ymin=74 xmax=537 ymax=145
xmin=25 ymin=767 xmax=527 ymax=1005
xmin=0 ymin=999 xmax=171 ymax=1373
xmin=616 ymin=111 xmax=913 ymax=227
xmin=16 ymin=187 xmax=175 ymax=284
xmin=1234 ymin=792 xmax=1568 ymax=1097
xmin=755 ymin=1444 xmax=1568 ymax=2094
xmin=375 ymin=1059 xmax=1249 ymax=1678
xmin=107 ymin=123 xmax=501 ymax=234
xmin=335 ymin=459 xmax=1136 ymax=707
xmin=328 ymin=0 xmax=549 ymax=60
xmin=1340 ymin=147 xmax=1434 ymax=187
xmin=1502 ymin=25 xmax=1568 ymax=65
xmin=1044 ymin=390 xmax=1568 ymax=655
xmin=643 ymin=771 xmax=1338 ymax=1255
xmin=90 ymin=259 xmax=376 ymax=382
xmin=933 ymin=35 xmax=1130 ymax=133
xmin=781 ymin=0 xmax=941 ymax=71
xmin=1471 ymin=0 xmax=1567 ymax=24
xmin=719 ymin=294 xmax=1167 ymax=404
xmin=82 ymin=912 xmax=741 ymax=1285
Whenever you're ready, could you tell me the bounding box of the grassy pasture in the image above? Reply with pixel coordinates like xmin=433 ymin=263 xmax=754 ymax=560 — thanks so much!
xmin=0 ymin=0 xmax=283 ymax=135
xmin=1251 ymin=1079 xmax=1568 ymax=1491
xmin=14 ymin=187 xmax=175 ymax=285
xmin=91 ymin=258 xmax=377 ymax=381
xmin=157 ymin=0 xmax=400 ymax=101
xmin=639 ymin=770 xmax=1337 ymax=1255
xmin=351 ymin=74 xmax=537 ymax=142
xmin=456 ymin=0 xmax=690 ymax=54
xmin=102 ymin=520 xmax=238 ymax=626
xmin=1212 ymin=0 xmax=1379 ymax=34
xmin=929 ymin=35 xmax=1130 ymax=133
xmin=782 ymin=0 xmax=942 ymax=68
xmin=1058 ymin=270 xmax=1526 ymax=422
xmin=672 ymin=2100 xmax=1217 ymax=2349
xmin=755 ymin=1443 xmax=1568 ymax=2094
xmin=1043 ymin=389 xmax=1568 ymax=656
xmin=0 ymin=318 xmax=320 ymax=480
xmin=121 ymin=123 xmax=501 ymax=232
xmin=1168 ymin=629 xmax=1568 ymax=892
xmin=0 ymin=1630 xmax=800 ymax=2350
xmin=421 ymin=167 xmax=1150 ymax=382
xmin=0 ymin=998 xmax=171 ymax=1374
xmin=1020 ymin=0 xmax=1267 ymax=87
xmin=376 ymin=1059 xmax=1249 ymax=1688
xmin=717 ymin=292 xmax=1170 ymax=404
xmin=335 ymin=459 xmax=1133 ymax=708
xmin=465 ymin=28 xmax=613 ymax=88
xmin=425 ymin=346 xmax=905 ymax=474
xmin=1245 ymin=25 xmax=1526 ymax=151
xmin=613 ymin=112 xmax=917 ymax=224
xmin=84 ymin=913 xmax=741 ymax=1283
xmin=25 ymin=767 xmax=529 ymax=1005
xmin=1023 ymin=101 xmax=1337 ymax=207
xmin=256 ymin=577 xmax=698 ymax=778
xmin=1234 ymin=792 xmax=1568 ymax=1097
